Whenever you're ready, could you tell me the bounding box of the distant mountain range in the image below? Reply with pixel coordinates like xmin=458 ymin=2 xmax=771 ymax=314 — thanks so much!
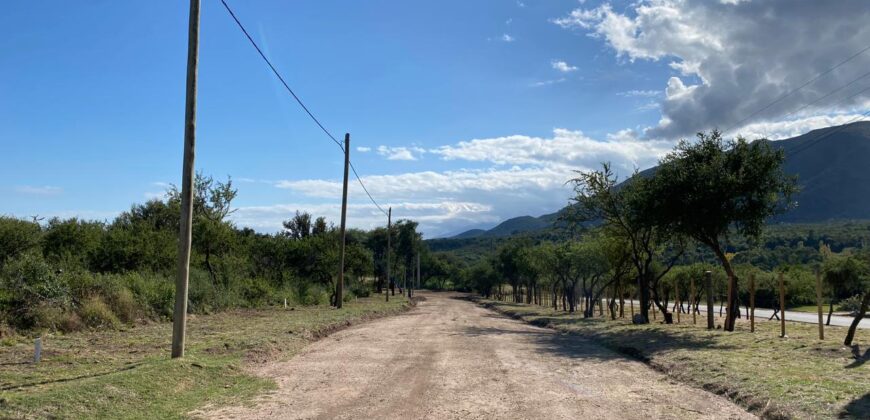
xmin=447 ymin=121 xmax=870 ymax=239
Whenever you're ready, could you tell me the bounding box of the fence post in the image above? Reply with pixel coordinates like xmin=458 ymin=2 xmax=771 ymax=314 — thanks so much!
xmin=675 ymin=280 xmax=681 ymax=324
xmin=779 ymin=272 xmax=787 ymax=338
xmin=705 ymin=271 xmax=714 ymax=329
xmin=689 ymin=276 xmax=698 ymax=325
xmin=815 ymin=268 xmax=824 ymax=340
xmin=749 ymin=273 xmax=755 ymax=333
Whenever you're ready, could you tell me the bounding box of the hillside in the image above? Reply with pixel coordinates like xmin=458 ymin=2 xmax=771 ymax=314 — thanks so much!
xmin=446 ymin=121 xmax=870 ymax=240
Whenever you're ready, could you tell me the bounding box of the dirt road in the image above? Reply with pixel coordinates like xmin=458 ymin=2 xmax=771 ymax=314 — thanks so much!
xmin=202 ymin=292 xmax=753 ymax=419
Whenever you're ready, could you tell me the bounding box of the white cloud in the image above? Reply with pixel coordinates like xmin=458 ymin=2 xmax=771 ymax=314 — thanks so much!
xmin=376 ymin=145 xmax=426 ymax=161
xmin=618 ymin=89 xmax=662 ymax=97
xmin=501 ymin=34 xmax=515 ymax=42
xmin=431 ymin=128 xmax=672 ymax=171
xmin=551 ymin=60 xmax=578 ymax=73
xmin=232 ymin=201 xmax=496 ymax=238
xmin=356 ymin=146 xmax=372 ymax=153
xmin=730 ymin=112 xmax=869 ymax=141
xmin=269 ymin=129 xmax=675 ymax=236
xmin=15 ymin=185 xmax=62 ymax=196
xmin=555 ymin=0 xmax=870 ymax=139
xmin=530 ymin=78 xmax=566 ymax=87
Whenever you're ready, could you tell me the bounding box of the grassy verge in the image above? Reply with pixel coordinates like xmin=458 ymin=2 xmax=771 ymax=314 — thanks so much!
xmin=475 ymin=297 xmax=869 ymax=419
xmin=0 ymin=295 xmax=410 ymax=419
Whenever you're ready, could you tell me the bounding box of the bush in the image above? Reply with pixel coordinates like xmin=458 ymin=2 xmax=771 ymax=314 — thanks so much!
xmin=107 ymin=287 xmax=137 ymax=323
xmin=79 ymin=297 xmax=121 ymax=329
xmin=840 ymin=294 xmax=865 ymax=315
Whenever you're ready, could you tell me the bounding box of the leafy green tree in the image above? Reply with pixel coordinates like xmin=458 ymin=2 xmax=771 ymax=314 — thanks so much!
xmin=0 ymin=217 xmax=42 ymax=267
xmin=283 ymin=211 xmax=313 ymax=239
xmin=650 ymin=130 xmax=797 ymax=331
xmin=42 ymin=218 xmax=105 ymax=269
xmin=569 ymin=163 xmax=684 ymax=323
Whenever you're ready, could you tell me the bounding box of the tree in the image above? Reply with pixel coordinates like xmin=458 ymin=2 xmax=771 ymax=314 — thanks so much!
xmin=283 ymin=211 xmax=313 ymax=239
xmin=0 ymin=217 xmax=42 ymax=267
xmin=312 ymin=217 xmax=328 ymax=236
xmin=651 ymin=130 xmax=797 ymax=331
xmin=569 ymin=163 xmax=684 ymax=323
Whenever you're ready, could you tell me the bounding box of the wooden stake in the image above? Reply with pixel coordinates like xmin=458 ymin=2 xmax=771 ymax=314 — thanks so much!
xmin=171 ymin=0 xmax=200 ymax=359
xmin=749 ymin=273 xmax=756 ymax=333
xmin=815 ymin=268 xmax=824 ymax=340
xmin=705 ymin=271 xmax=714 ymax=330
xmin=385 ymin=207 xmax=391 ymax=302
xmin=691 ymin=277 xmax=697 ymax=325
xmin=779 ymin=272 xmax=787 ymax=338
xmin=336 ymin=133 xmax=350 ymax=308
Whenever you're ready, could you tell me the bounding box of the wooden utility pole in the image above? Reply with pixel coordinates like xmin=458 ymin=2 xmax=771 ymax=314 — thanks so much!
xmin=815 ymin=268 xmax=824 ymax=340
xmin=705 ymin=271 xmax=714 ymax=330
xmin=171 ymin=0 xmax=200 ymax=359
xmin=336 ymin=133 xmax=350 ymax=309
xmin=778 ymin=272 xmax=787 ymax=338
xmin=749 ymin=273 xmax=756 ymax=333
xmin=385 ymin=207 xmax=391 ymax=302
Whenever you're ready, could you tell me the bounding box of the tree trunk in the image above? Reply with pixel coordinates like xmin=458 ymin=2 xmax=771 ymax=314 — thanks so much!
xmin=711 ymin=244 xmax=739 ymax=331
xmin=844 ymin=292 xmax=869 ymax=346
xmin=826 ymin=301 xmax=834 ymax=326
xmin=638 ymin=273 xmax=650 ymax=324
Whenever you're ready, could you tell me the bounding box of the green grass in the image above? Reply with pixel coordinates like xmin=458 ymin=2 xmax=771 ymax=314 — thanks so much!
xmin=0 ymin=295 xmax=409 ymax=419
xmin=478 ymin=298 xmax=869 ymax=419
xmin=789 ymin=304 xmax=848 ymax=314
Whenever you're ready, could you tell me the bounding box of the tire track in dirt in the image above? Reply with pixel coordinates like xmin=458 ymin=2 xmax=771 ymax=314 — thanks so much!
xmin=200 ymin=292 xmax=754 ymax=419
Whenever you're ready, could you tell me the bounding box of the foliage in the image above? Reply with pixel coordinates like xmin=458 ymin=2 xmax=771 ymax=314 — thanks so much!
xmin=0 ymin=173 xmax=423 ymax=334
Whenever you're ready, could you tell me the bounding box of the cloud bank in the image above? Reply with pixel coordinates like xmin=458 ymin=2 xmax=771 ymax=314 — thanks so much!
xmin=556 ymin=0 xmax=870 ymax=139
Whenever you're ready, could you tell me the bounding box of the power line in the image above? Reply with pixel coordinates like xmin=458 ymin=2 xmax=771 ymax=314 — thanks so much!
xmin=220 ymin=0 xmax=389 ymax=217
xmin=777 ymin=70 xmax=870 ymax=123
xmin=723 ymin=44 xmax=870 ymax=134
xmin=350 ymin=162 xmax=388 ymax=216
xmin=219 ymin=0 xmax=343 ymax=152
xmin=786 ymin=109 xmax=870 ymax=158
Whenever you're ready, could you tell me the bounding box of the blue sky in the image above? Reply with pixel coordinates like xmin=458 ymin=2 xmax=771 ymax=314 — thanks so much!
xmin=3 ymin=1 xmax=870 ymax=237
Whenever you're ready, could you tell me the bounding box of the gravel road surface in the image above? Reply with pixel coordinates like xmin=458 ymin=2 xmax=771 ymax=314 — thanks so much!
xmin=202 ymin=292 xmax=753 ymax=420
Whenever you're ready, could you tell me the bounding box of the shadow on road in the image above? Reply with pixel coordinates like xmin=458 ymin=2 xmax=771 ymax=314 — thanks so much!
xmin=458 ymin=311 xmax=731 ymax=364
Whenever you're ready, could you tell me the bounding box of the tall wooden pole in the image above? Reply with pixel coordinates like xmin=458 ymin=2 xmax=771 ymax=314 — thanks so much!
xmin=815 ymin=268 xmax=824 ymax=340
xmin=336 ymin=133 xmax=350 ymax=309
xmin=779 ymin=272 xmax=787 ymax=338
xmin=749 ymin=273 xmax=756 ymax=333
xmin=385 ymin=207 xmax=391 ymax=302
xmin=171 ymin=0 xmax=200 ymax=359
xmin=705 ymin=271 xmax=714 ymax=330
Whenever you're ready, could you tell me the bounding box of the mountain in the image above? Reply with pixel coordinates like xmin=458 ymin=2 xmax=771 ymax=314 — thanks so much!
xmin=447 ymin=121 xmax=870 ymax=239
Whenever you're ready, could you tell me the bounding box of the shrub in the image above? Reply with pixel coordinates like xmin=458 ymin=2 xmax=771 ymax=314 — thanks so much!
xmin=840 ymin=294 xmax=865 ymax=315
xmin=79 ymin=297 xmax=120 ymax=329
xmin=107 ymin=287 xmax=137 ymax=323
xmin=30 ymin=305 xmax=83 ymax=333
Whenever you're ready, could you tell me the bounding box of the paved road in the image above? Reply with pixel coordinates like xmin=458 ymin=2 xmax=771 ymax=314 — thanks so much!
xmin=623 ymin=300 xmax=868 ymax=329
xmin=203 ymin=292 xmax=753 ymax=420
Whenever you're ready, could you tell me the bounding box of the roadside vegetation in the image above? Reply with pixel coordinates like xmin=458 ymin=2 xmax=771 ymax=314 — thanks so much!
xmin=478 ymin=298 xmax=868 ymax=419
xmin=0 ymin=173 xmax=425 ymax=337
xmin=0 ymin=296 xmax=409 ymax=418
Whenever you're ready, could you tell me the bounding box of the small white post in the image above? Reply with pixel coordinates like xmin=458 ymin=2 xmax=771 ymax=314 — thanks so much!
xmin=34 ymin=337 xmax=42 ymax=364
xmin=284 ymin=298 xmax=287 ymax=309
